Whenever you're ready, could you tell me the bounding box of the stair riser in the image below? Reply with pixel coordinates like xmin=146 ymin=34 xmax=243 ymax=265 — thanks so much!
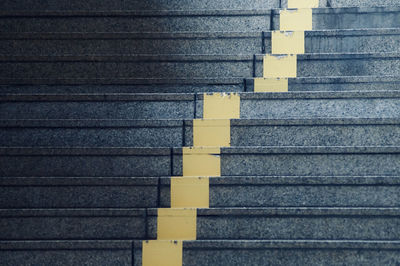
xmin=0 ymin=0 xmax=280 ymax=11
xmin=1 ymin=55 xmax=399 ymax=79
xmin=161 ymin=184 xmax=400 ymax=208
xmin=3 ymin=32 xmax=400 ymax=56
xmin=0 ymin=213 xmax=146 ymax=240
xmin=134 ymin=246 xmax=400 ymax=266
xmin=273 ymin=9 xmax=400 ymax=30
xmin=0 ymin=15 xmax=270 ymax=33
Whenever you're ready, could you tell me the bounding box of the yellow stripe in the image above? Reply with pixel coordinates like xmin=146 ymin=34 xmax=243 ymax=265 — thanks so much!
xmin=193 ymin=119 xmax=230 ymax=147
xmin=142 ymin=240 xmax=182 ymax=266
xmin=280 ymin=9 xmax=312 ymax=31
xmin=171 ymin=177 xmax=209 ymax=208
xmin=203 ymin=93 xmax=240 ymax=119
xmin=263 ymin=54 xmax=297 ymax=78
xmin=254 ymin=77 xmax=289 ymax=92
xmin=272 ymin=31 xmax=305 ymax=54
xmin=157 ymin=208 xmax=197 ymax=240
xmin=288 ymin=0 xmax=319 ymax=8
xmin=182 ymin=147 xmax=221 ymax=177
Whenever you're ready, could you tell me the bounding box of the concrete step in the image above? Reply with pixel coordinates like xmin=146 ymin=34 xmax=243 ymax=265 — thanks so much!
xmin=0 ymin=177 xmax=159 ymax=208
xmin=1 ymin=53 xmax=400 ymax=80
xmin=2 ymin=91 xmax=399 ymax=120
xmin=2 ymin=118 xmax=398 ymax=147
xmin=0 ymin=148 xmax=172 ymax=177
xmin=1 ymin=146 xmax=399 ymax=177
xmin=173 ymin=146 xmax=400 ymax=177
xmin=146 ymin=207 xmax=400 ymax=240
xmin=133 ymin=240 xmax=400 ymax=266
xmin=0 ymin=0 xmax=282 ymax=11
xmin=160 ymin=176 xmax=400 ymax=208
xmin=1 ymin=76 xmax=400 ymax=92
xmin=3 ymin=29 xmax=400 ymax=56
xmin=0 ymin=240 xmax=133 ymax=266
xmin=0 ymin=209 xmax=146 ymax=240
xmin=0 ymin=10 xmax=271 ymax=33
xmin=272 ymin=7 xmax=400 ymax=30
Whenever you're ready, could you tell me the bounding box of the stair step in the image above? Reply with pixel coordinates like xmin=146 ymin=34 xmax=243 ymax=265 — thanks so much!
xmin=0 ymin=240 xmax=132 ymax=266
xmin=272 ymin=7 xmax=400 ymax=30
xmin=0 ymin=209 xmax=146 ymax=240
xmin=2 ymin=118 xmax=398 ymax=147
xmin=1 ymin=53 xmax=399 ymax=80
xmin=2 ymin=91 xmax=399 ymax=120
xmin=133 ymin=240 xmax=400 ymax=266
xmin=0 ymin=10 xmax=271 ymax=33
xmin=0 ymin=177 xmax=158 ymax=208
xmin=3 ymin=29 xmax=400 ymax=56
xmin=1 ymin=146 xmax=398 ymax=177
xmin=160 ymin=176 xmax=400 ymax=208
xmin=146 ymin=207 xmax=400 ymax=240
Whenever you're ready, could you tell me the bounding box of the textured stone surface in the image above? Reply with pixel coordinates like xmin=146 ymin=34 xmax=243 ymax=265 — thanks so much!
xmin=0 ymin=32 xmax=263 ymax=56
xmin=0 ymin=177 xmax=159 ymax=208
xmin=220 ymin=147 xmax=400 ymax=176
xmin=1 ymin=241 xmax=132 ymax=266
xmin=0 ymin=148 xmax=171 ymax=177
xmin=0 ymin=11 xmax=271 ymax=33
xmin=0 ymin=119 xmax=184 ymax=147
xmin=0 ymin=209 xmax=146 ymax=240
xmin=329 ymin=0 xmax=400 ymax=7
xmin=272 ymin=7 xmax=400 ymax=30
xmin=0 ymin=94 xmax=195 ymax=119
xmin=0 ymin=0 xmax=280 ymax=11
xmin=161 ymin=176 xmax=400 ymax=208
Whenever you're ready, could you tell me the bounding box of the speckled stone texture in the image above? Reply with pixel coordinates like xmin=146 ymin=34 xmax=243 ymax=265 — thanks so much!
xmin=329 ymin=0 xmax=400 ymax=7
xmin=0 ymin=209 xmax=146 ymax=240
xmin=0 ymin=148 xmax=171 ymax=177
xmin=185 ymin=118 xmax=400 ymax=147
xmin=160 ymin=176 xmax=400 ymax=208
xmin=0 ymin=177 xmax=159 ymax=208
xmin=0 ymin=0 xmax=280 ymax=11
xmin=133 ymin=240 xmax=400 ymax=266
xmin=272 ymin=7 xmax=400 ymax=30
xmin=0 ymin=120 xmax=184 ymax=147
xmin=220 ymin=147 xmax=400 ymax=176
xmin=0 ymin=32 xmax=263 ymax=56
xmin=0 ymin=94 xmax=195 ymax=119
xmin=196 ymin=91 xmax=400 ymax=119
xmin=0 ymin=11 xmax=271 ymax=33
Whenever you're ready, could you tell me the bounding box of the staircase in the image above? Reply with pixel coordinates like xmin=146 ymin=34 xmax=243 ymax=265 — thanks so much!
xmin=1 ymin=0 xmax=400 ymax=265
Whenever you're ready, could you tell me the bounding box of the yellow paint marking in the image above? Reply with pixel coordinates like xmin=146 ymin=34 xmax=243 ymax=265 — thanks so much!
xmin=288 ymin=0 xmax=319 ymax=8
xmin=171 ymin=177 xmax=209 ymax=208
xmin=157 ymin=208 xmax=197 ymax=240
xmin=263 ymin=54 xmax=297 ymax=78
xmin=254 ymin=78 xmax=289 ymax=92
xmin=143 ymin=240 xmax=182 ymax=266
xmin=203 ymin=93 xmax=240 ymax=119
xmin=193 ymin=119 xmax=230 ymax=147
xmin=272 ymin=31 xmax=305 ymax=54
xmin=183 ymin=147 xmax=221 ymax=177
xmin=280 ymin=9 xmax=313 ymax=31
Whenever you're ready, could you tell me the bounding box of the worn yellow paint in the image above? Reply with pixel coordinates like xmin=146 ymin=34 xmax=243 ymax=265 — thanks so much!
xmin=203 ymin=93 xmax=240 ymax=119
xmin=193 ymin=119 xmax=230 ymax=147
xmin=157 ymin=208 xmax=197 ymax=240
xmin=288 ymin=0 xmax=319 ymax=8
xmin=254 ymin=78 xmax=289 ymax=92
xmin=272 ymin=31 xmax=305 ymax=54
xmin=182 ymin=147 xmax=221 ymax=177
xmin=171 ymin=177 xmax=209 ymax=208
xmin=263 ymin=54 xmax=297 ymax=78
xmin=280 ymin=8 xmax=313 ymax=31
xmin=142 ymin=240 xmax=182 ymax=266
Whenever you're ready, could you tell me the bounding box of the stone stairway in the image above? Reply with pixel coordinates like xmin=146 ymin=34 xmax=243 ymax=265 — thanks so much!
xmin=1 ymin=0 xmax=400 ymax=265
